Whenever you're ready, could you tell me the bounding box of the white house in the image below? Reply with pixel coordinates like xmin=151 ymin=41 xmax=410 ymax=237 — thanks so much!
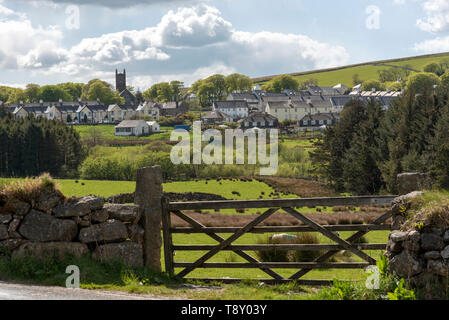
xmin=115 ymin=120 xmax=150 ymax=137
xmin=146 ymin=121 xmax=161 ymax=133
xmin=212 ymin=100 xmax=249 ymax=119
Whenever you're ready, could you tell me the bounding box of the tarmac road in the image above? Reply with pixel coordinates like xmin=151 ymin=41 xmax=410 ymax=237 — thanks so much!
xmin=0 ymin=281 xmax=175 ymax=300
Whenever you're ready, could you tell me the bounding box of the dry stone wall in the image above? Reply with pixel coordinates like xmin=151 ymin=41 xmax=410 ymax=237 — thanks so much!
xmin=386 ymin=192 xmax=449 ymax=299
xmin=0 ymin=191 xmax=144 ymax=267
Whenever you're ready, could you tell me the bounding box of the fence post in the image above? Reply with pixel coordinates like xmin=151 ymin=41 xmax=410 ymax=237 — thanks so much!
xmin=161 ymin=197 xmax=174 ymax=276
xmin=135 ymin=166 xmax=163 ymax=272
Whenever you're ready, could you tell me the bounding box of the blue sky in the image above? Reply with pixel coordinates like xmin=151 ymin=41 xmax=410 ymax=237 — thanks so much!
xmin=1 ymin=0 xmax=449 ymax=90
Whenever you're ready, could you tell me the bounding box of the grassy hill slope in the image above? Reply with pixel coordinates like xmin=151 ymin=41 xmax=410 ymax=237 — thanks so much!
xmin=252 ymin=51 xmax=449 ymax=87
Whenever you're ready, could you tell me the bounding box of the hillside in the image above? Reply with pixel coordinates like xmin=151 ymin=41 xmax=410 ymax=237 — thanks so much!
xmin=252 ymin=51 xmax=449 ymax=87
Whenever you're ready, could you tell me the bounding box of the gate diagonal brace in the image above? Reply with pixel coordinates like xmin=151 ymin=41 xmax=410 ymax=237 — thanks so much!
xmin=175 ymin=208 xmax=278 ymax=279
xmin=171 ymin=210 xmax=284 ymax=280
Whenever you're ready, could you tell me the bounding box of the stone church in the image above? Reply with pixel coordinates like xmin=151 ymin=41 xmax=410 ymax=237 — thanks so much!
xmin=116 ymin=69 xmax=136 ymax=105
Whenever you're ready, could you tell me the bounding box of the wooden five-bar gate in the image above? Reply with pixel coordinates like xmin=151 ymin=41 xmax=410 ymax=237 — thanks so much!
xmin=161 ymin=195 xmax=396 ymax=286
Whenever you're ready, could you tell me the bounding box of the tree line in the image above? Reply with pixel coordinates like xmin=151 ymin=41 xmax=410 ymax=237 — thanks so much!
xmin=311 ymin=74 xmax=449 ymax=195
xmin=0 ymin=107 xmax=85 ymax=178
xmin=0 ymin=80 xmax=125 ymax=105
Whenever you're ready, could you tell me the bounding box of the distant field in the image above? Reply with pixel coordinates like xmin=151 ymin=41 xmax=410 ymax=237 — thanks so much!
xmin=253 ymin=52 xmax=449 ymax=87
xmin=0 ymin=177 xmax=293 ymax=200
xmin=74 ymin=124 xmax=172 ymax=141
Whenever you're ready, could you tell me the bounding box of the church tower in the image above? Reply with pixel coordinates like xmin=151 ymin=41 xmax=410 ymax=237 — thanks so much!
xmin=115 ymin=69 xmax=126 ymax=93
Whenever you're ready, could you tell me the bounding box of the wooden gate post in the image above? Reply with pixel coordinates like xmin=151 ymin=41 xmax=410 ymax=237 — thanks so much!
xmin=135 ymin=166 xmax=163 ymax=272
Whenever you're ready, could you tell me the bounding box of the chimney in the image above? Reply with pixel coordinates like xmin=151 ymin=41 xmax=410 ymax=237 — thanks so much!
xmin=371 ymin=88 xmax=376 ymax=93
xmin=39 ymin=99 xmax=43 ymax=104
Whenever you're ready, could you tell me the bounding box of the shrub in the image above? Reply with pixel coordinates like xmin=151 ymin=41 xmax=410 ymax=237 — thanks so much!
xmin=0 ymin=173 xmax=60 ymax=203
xmin=254 ymin=236 xmax=289 ymax=262
xmin=290 ymin=233 xmax=322 ymax=262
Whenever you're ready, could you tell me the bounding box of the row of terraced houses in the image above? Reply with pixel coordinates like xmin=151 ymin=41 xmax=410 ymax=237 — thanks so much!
xmin=0 ymin=70 xmax=403 ymax=131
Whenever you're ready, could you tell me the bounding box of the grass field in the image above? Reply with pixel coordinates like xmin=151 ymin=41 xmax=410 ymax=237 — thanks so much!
xmin=254 ymin=52 xmax=449 ymax=87
xmin=0 ymin=176 xmax=391 ymax=298
xmin=74 ymin=124 xmax=172 ymax=141
xmin=0 ymin=177 xmax=293 ymax=200
xmin=167 ymin=230 xmax=389 ymax=282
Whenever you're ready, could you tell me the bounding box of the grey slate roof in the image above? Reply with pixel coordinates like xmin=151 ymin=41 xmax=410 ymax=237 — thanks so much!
xmin=214 ymin=100 xmax=249 ymax=109
xmin=228 ymin=93 xmax=259 ymax=100
xmin=300 ymin=112 xmax=339 ymax=122
xmin=115 ymin=120 xmax=148 ymax=128
xmin=241 ymin=112 xmax=277 ymax=123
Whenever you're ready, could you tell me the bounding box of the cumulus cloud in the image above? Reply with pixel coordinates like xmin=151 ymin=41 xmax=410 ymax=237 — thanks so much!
xmin=414 ymin=36 xmax=449 ymax=52
xmin=230 ymin=31 xmax=349 ymax=72
xmin=0 ymin=11 xmax=65 ymax=70
xmin=416 ymin=0 xmax=449 ymax=33
xmin=0 ymin=2 xmax=350 ymax=87
xmin=157 ymin=5 xmax=233 ymax=47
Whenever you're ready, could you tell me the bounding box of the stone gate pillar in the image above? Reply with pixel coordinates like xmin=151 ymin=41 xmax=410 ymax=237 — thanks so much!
xmin=134 ymin=166 xmax=163 ymax=272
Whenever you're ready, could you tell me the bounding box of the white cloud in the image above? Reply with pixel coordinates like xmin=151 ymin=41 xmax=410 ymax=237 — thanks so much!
xmin=414 ymin=36 xmax=449 ymax=52
xmin=0 ymin=3 xmax=350 ymax=89
xmin=230 ymin=31 xmax=349 ymax=72
xmin=417 ymin=0 xmax=449 ymax=33
xmin=0 ymin=14 xmax=65 ymax=70
xmin=69 ymin=28 xmax=169 ymax=64
xmin=157 ymin=5 xmax=233 ymax=48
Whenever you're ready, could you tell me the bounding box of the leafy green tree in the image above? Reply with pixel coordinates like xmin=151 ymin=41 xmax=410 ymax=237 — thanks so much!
xmin=405 ymin=72 xmax=440 ymax=94
xmin=143 ymin=82 xmax=174 ymax=102
xmin=189 ymin=74 xmax=227 ymax=106
xmin=298 ymin=78 xmax=318 ymax=90
xmin=440 ymin=72 xmax=449 ymax=86
xmin=361 ymin=79 xmax=386 ymax=92
xmin=423 ymin=62 xmax=445 ymax=76
xmin=38 ymin=85 xmax=72 ymax=102
xmin=85 ymin=81 xmax=123 ymax=105
xmin=57 ymin=82 xmax=84 ymax=101
xmin=225 ymin=73 xmax=252 ymax=93
xmin=6 ymin=88 xmax=27 ymax=104
xmin=0 ymin=86 xmax=14 ymax=103
xmin=385 ymin=81 xmax=403 ymax=91
xmin=25 ymin=84 xmax=41 ymax=103
xmin=310 ymin=98 xmax=367 ymax=191
xmin=263 ymin=75 xmax=299 ymax=93
xmin=197 ymin=81 xmax=216 ymax=107
xmin=81 ymin=79 xmax=113 ymax=100
xmin=341 ymin=100 xmax=384 ymax=194
xmin=170 ymin=81 xmax=185 ymax=101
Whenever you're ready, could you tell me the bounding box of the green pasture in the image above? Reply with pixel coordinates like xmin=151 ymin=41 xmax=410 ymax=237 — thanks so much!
xmin=164 ymin=230 xmax=389 ymax=282
xmin=74 ymin=124 xmax=172 ymax=141
xmin=259 ymin=52 xmax=449 ymax=87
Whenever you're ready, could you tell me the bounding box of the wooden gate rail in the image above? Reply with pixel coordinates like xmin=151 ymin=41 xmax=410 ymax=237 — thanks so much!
xmin=161 ymin=195 xmax=395 ymax=285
